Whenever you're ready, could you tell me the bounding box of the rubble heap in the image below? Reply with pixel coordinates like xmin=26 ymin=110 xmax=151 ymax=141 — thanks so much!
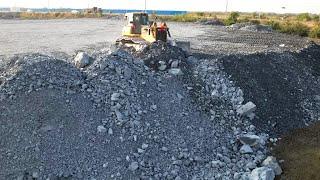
xmin=0 ymin=44 xmax=277 ymax=179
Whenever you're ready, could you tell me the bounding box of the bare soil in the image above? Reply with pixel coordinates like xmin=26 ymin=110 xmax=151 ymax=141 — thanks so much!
xmin=272 ymin=122 xmax=320 ymax=180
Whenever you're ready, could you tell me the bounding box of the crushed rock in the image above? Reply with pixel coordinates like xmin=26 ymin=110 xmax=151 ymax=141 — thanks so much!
xmin=0 ymin=43 xmax=270 ymax=179
xmin=221 ymin=42 xmax=320 ymax=135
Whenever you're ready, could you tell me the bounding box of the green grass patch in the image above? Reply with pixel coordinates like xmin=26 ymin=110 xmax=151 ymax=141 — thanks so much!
xmin=266 ymin=20 xmax=281 ymax=30
xmin=309 ymin=25 xmax=320 ymax=38
xmin=297 ymin=13 xmax=312 ymax=21
xmin=278 ymin=21 xmax=310 ymax=36
xmin=158 ymin=13 xmax=210 ymax=22
xmin=224 ymin=12 xmax=240 ymax=25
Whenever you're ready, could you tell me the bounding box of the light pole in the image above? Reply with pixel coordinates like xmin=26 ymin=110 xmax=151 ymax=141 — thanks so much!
xmin=225 ymin=0 xmax=229 ymax=12
xmin=47 ymin=0 xmax=50 ymax=12
xmin=144 ymin=0 xmax=147 ymax=12
xmin=281 ymin=6 xmax=286 ymax=20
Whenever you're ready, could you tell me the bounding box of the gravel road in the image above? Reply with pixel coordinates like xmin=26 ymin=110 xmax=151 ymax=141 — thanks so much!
xmin=0 ymin=18 xmax=308 ymax=57
xmin=0 ymin=19 xmax=203 ymax=56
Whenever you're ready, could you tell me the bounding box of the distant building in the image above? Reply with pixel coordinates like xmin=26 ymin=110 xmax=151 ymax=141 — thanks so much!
xmin=71 ymin=10 xmax=80 ymax=14
xmin=10 ymin=7 xmax=27 ymax=12
xmin=10 ymin=7 xmax=21 ymax=12
xmin=84 ymin=7 xmax=102 ymax=14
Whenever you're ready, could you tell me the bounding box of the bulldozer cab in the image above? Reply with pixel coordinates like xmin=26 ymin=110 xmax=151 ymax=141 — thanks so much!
xmin=124 ymin=12 xmax=149 ymax=34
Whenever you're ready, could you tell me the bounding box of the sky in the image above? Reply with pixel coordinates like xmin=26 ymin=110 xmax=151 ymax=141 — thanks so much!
xmin=0 ymin=0 xmax=320 ymax=13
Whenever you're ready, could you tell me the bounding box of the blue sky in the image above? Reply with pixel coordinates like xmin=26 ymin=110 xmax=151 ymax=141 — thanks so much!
xmin=1 ymin=0 xmax=320 ymax=13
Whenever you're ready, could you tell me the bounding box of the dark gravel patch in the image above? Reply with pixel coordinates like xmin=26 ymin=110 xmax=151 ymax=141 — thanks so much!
xmin=220 ymin=43 xmax=320 ymax=136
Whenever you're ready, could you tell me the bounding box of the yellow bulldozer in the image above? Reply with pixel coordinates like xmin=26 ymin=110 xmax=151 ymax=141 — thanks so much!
xmin=116 ymin=12 xmax=190 ymax=52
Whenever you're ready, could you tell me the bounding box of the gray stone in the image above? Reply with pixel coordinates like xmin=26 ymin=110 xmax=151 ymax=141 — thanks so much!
xmin=237 ymin=101 xmax=256 ymax=116
xmin=240 ymin=172 xmax=251 ymax=180
xmin=137 ymin=148 xmax=145 ymax=153
xmin=115 ymin=110 xmax=123 ymax=121
xmin=240 ymin=144 xmax=253 ymax=154
xmin=123 ymin=67 xmax=132 ymax=79
xmin=250 ymin=167 xmax=275 ymax=180
xmin=40 ymin=125 xmax=54 ymax=132
xmin=111 ymin=93 xmax=120 ymax=101
xmin=211 ymin=160 xmax=222 ymax=168
xmin=74 ymin=52 xmax=90 ymax=68
xmin=246 ymin=162 xmax=257 ymax=169
xmin=142 ymin=143 xmax=149 ymax=149
xmin=169 ymin=68 xmax=183 ymax=75
xmin=108 ymin=128 xmax=113 ymax=135
xmin=161 ymin=147 xmax=168 ymax=152
xmin=128 ymin=162 xmax=139 ymax=171
xmin=32 ymin=172 xmax=39 ymax=178
xmin=262 ymin=156 xmax=282 ymax=175
xmin=239 ymin=134 xmax=260 ymax=146
xmin=171 ymin=61 xmax=179 ymax=68
xmin=97 ymin=125 xmax=107 ymax=133
xmin=158 ymin=64 xmax=167 ymax=71
xmin=158 ymin=61 xmax=167 ymax=71
xmin=177 ymin=93 xmax=183 ymax=100
xmin=150 ymin=105 xmax=157 ymax=111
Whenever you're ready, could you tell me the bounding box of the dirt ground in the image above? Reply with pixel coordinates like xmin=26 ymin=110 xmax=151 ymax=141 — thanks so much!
xmin=273 ymin=122 xmax=320 ymax=180
xmin=0 ymin=19 xmax=202 ymax=56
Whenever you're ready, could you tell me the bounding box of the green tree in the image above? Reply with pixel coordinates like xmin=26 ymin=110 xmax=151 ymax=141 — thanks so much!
xmin=297 ymin=13 xmax=312 ymax=21
xmin=224 ymin=12 xmax=240 ymax=25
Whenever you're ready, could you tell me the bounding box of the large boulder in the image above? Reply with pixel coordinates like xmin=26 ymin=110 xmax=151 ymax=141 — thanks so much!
xmin=262 ymin=156 xmax=282 ymax=175
xmin=239 ymin=134 xmax=261 ymax=146
xmin=250 ymin=167 xmax=275 ymax=180
xmin=240 ymin=144 xmax=253 ymax=154
xmin=74 ymin=52 xmax=90 ymax=68
xmin=237 ymin=101 xmax=257 ymax=116
xmin=169 ymin=68 xmax=184 ymax=76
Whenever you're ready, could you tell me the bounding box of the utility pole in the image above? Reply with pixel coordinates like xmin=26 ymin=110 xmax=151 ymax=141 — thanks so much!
xmin=225 ymin=0 xmax=229 ymax=13
xmin=47 ymin=0 xmax=50 ymax=12
xmin=281 ymin=6 xmax=286 ymax=20
xmin=144 ymin=0 xmax=147 ymax=12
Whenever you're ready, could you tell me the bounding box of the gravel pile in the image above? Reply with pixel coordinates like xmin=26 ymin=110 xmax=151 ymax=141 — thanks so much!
xmin=137 ymin=41 xmax=188 ymax=71
xmin=239 ymin=25 xmax=273 ymax=33
xmin=228 ymin=23 xmax=273 ymax=33
xmin=201 ymin=19 xmax=225 ymax=26
xmin=229 ymin=23 xmax=253 ymax=30
xmin=0 ymin=43 xmax=275 ymax=179
xmin=221 ymin=42 xmax=320 ymax=135
xmin=193 ymin=25 xmax=310 ymax=56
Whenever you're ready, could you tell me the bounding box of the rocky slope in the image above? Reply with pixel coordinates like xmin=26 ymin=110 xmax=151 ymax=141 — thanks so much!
xmin=0 ymin=44 xmax=275 ymax=179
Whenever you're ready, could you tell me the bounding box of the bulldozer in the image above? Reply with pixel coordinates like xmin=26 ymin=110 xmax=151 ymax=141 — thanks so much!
xmin=116 ymin=12 xmax=190 ymax=52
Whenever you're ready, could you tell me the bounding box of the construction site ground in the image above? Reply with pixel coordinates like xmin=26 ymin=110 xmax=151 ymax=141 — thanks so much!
xmin=1 ymin=18 xmax=320 ymax=179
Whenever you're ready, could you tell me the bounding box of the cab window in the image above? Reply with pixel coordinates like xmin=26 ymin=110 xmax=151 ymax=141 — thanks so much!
xmin=141 ymin=15 xmax=148 ymax=25
xmin=134 ymin=15 xmax=140 ymax=22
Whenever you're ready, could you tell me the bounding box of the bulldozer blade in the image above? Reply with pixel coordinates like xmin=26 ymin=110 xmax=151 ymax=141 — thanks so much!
xmin=123 ymin=43 xmax=146 ymax=51
xmin=116 ymin=37 xmax=148 ymax=51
